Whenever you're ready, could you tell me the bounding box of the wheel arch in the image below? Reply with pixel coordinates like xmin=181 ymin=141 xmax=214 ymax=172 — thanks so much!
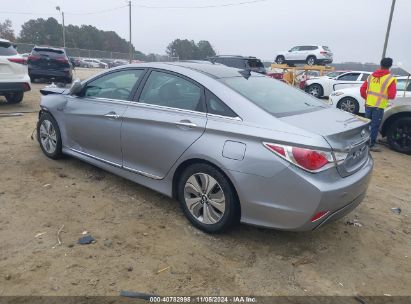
xmin=171 ymin=158 xmax=242 ymax=216
xmin=381 ymin=111 xmax=411 ymax=137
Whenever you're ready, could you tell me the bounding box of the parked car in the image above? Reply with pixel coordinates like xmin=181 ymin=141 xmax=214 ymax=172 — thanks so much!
xmin=112 ymin=59 xmax=128 ymax=67
xmin=305 ymin=71 xmax=371 ymax=98
xmin=380 ymin=96 xmax=411 ymax=154
xmin=28 ymin=46 xmax=73 ymax=83
xmin=37 ymin=62 xmax=373 ymax=233
xmin=82 ymin=58 xmax=108 ymax=69
xmin=100 ymin=59 xmax=117 ymax=68
xmin=329 ymin=76 xmax=411 ymax=114
xmin=0 ymin=38 xmax=31 ymax=103
xmin=69 ymin=57 xmax=81 ymax=67
xmin=208 ymin=55 xmax=266 ymax=74
xmin=275 ymin=45 xmax=333 ymax=66
xmin=325 ymin=70 xmax=350 ymax=78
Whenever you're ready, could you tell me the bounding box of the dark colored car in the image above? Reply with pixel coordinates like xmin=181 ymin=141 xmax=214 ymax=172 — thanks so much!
xmin=209 ymin=55 xmax=266 ymax=74
xmin=28 ymin=46 xmax=73 ymax=83
xmin=69 ymin=57 xmax=81 ymax=67
xmin=100 ymin=59 xmax=116 ymax=68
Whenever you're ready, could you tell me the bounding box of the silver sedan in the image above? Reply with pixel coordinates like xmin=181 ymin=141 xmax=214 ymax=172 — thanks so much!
xmin=37 ymin=62 xmax=373 ymax=233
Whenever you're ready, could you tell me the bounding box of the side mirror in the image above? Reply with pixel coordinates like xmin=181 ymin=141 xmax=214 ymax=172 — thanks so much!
xmin=70 ymin=79 xmax=83 ymax=95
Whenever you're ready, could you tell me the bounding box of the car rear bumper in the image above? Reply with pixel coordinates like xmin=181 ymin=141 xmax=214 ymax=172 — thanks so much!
xmin=0 ymin=81 xmax=31 ymax=93
xmin=230 ymin=155 xmax=373 ymax=231
xmin=29 ymin=68 xmax=72 ymax=79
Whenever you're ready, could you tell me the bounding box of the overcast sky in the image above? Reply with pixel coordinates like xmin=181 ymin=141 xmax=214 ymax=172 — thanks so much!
xmin=2 ymin=0 xmax=410 ymax=69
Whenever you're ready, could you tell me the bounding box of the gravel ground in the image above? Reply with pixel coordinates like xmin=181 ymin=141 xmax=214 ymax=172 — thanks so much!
xmin=0 ymin=68 xmax=410 ymax=296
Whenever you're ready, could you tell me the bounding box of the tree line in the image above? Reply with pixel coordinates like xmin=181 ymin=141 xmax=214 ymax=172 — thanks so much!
xmin=0 ymin=18 xmax=216 ymax=60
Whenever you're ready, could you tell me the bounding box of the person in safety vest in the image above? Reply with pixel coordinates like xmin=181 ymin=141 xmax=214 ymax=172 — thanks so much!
xmin=360 ymin=57 xmax=397 ymax=152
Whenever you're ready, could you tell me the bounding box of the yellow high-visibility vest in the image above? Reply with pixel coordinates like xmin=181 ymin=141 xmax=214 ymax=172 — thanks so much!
xmin=366 ymin=74 xmax=396 ymax=109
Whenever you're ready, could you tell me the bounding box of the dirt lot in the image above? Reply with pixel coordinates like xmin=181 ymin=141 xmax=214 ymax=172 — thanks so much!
xmin=0 ymin=68 xmax=410 ymax=296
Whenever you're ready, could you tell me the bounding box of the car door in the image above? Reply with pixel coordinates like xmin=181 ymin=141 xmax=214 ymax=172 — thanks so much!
xmin=333 ymin=72 xmax=362 ymax=91
xmin=121 ymin=69 xmax=207 ymax=179
xmin=286 ymin=46 xmax=300 ymax=61
xmin=63 ymin=68 xmax=146 ymax=166
xmin=396 ymin=78 xmax=411 ymax=98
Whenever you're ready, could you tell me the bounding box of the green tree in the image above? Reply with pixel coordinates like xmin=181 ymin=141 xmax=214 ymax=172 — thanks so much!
xmin=166 ymin=38 xmax=216 ymax=60
xmin=0 ymin=19 xmax=16 ymax=41
xmin=196 ymin=40 xmax=216 ymax=59
xmin=19 ymin=17 xmax=61 ymax=45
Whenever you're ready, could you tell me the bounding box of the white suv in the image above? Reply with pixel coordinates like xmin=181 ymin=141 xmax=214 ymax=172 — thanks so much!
xmin=0 ymin=38 xmax=31 ymax=103
xmin=275 ymin=45 xmax=333 ymax=66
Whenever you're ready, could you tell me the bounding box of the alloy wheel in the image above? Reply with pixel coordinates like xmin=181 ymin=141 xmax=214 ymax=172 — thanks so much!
xmin=340 ymin=98 xmax=356 ymax=113
xmin=39 ymin=119 xmax=57 ymax=154
xmin=184 ymin=173 xmax=226 ymax=224
xmin=307 ymin=57 xmax=315 ymax=65
xmin=392 ymin=122 xmax=411 ymax=150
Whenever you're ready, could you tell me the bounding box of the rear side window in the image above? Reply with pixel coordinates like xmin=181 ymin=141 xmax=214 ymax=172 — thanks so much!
xmin=83 ymin=69 xmax=144 ymax=100
xmin=397 ymin=79 xmax=411 ymax=91
xmin=247 ymin=59 xmax=264 ymax=68
xmin=139 ymin=71 xmax=205 ymax=112
xmin=0 ymin=41 xmax=18 ymax=56
xmin=322 ymin=46 xmax=331 ymax=51
xmin=226 ymin=58 xmax=246 ymax=69
xmin=206 ymin=91 xmax=238 ymax=118
xmin=337 ymin=73 xmax=360 ymax=81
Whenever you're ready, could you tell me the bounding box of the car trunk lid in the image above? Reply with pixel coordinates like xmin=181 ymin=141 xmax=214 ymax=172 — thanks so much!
xmin=280 ymin=108 xmax=370 ymax=177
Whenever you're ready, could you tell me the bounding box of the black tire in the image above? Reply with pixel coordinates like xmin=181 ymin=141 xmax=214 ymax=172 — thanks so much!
xmin=386 ymin=117 xmax=411 ymax=155
xmin=337 ymin=97 xmax=360 ymax=114
xmin=306 ymin=84 xmax=323 ymax=98
xmin=275 ymin=55 xmax=285 ymax=64
xmin=5 ymin=92 xmax=24 ymax=103
xmin=306 ymin=56 xmax=317 ymax=66
xmin=37 ymin=112 xmax=63 ymax=159
xmin=177 ymin=163 xmax=240 ymax=233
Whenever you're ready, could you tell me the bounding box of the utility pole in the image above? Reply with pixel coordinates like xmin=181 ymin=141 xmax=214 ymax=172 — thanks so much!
xmin=56 ymin=6 xmax=66 ymax=49
xmin=128 ymin=0 xmax=133 ymax=63
xmin=382 ymin=0 xmax=396 ymax=58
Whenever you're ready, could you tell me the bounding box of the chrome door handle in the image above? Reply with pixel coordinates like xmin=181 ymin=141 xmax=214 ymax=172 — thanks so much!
xmin=175 ymin=121 xmax=197 ymax=128
xmin=104 ymin=112 xmax=120 ymax=119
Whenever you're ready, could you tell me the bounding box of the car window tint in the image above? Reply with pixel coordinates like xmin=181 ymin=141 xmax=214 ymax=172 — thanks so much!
xmin=139 ymin=71 xmax=204 ymax=112
xmin=397 ymin=79 xmax=411 ymax=91
xmin=221 ymin=76 xmax=327 ymax=117
xmin=32 ymin=48 xmax=66 ymax=59
xmin=360 ymin=73 xmax=370 ymax=81
xmin=338 ymin=73 xmax=360 ymax=81
xmin=0 ymin=41 xmax=18 ymax=56
xmin=84 ymin=69 xmax=144 ymax=100
xmin=247 ymin=59 xmax=264 ymax=68
xmin=206 ymin=91 xmax=237 ymax=117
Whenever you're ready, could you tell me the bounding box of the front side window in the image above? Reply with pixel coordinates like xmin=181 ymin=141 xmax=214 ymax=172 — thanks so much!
xmin=337 ymin=73 xmax=360 ymax=81
xmin=221 ymin=75 xmax=327 ymax=117
xmin=139 ymin=71 xmax=204 ymax=112
xmin=361 ymin=73 xmax=371 ymax=81
xmin=290 ymin=46 xmax=300 ymax=52
xmin=83 ymin=69 xmax=144 ymax=100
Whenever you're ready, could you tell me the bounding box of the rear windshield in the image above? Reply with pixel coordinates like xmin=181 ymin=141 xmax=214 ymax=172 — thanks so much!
xmin=32 ymin=48 xmax=66 ymax=58
xmin=247 ymin=59 xmax=264 ymax=68
xmin=322 ymin=46 xmax=331 ymax=51
xmin=0 ymin=41 xmax=18 ymax=56
xmin=221 ymin=75 xmax=327 ymax=117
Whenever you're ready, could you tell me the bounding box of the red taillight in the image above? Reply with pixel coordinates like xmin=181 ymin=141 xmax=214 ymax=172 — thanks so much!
xmin=265 ymin=143 xmax=285 ymax=157
xmin=8 ymin=58 xmax=27 ymax=65
xmin=292 ymin=147 xmax=329 ymax=171
xmin=28 ymin=55 xmax=41 ymax=61
xmin=320 ymin=51 xmax=327 ymax=55
xmin=56 ymin=57 xmax=69 ymax=64
xmin=23 ymin=83 xmax=31 ymax=91
xmin=263 ymin=142 xmax=341 ymax=173
xmin=310 ymin=211 xmax=330 ymax=222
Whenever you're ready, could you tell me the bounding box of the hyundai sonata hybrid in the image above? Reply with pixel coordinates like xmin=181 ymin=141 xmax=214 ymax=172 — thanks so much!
xmin=37 ymin=62 xmax=373 ymax=233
